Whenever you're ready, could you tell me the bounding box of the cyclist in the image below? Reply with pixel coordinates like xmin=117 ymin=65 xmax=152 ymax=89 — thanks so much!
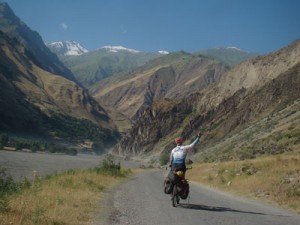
xmin=169 ymin=132 xmax=202 ymax=176
xmin=164 ymin=132 xmax=202 ymax=199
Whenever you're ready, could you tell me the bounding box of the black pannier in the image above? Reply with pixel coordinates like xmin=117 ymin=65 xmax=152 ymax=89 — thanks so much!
xmin=164 ymin=178 xmax=174 ymax=194
xmin=179 ymin=179 xmax=189 ymax=199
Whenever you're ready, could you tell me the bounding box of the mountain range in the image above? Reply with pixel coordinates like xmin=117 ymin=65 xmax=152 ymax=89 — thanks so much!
xmin=90 ymin=51 xmax=229 ymax=122
xmin=113 ymin=39 xmax=300 ymax=162
xmin=48 ymin=42 xmax=166 ymax=88
xmin=47 ymin=41 xmax=256 ymax=89
xmin=1 ymin=1 xmax=299 ymax=161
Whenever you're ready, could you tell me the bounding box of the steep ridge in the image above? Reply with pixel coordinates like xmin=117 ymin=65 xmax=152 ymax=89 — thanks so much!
xmin=0 ymin=31 xmax=112 ymax=131
xmin=195 ymin=47 xmax=258 ymax=67
xmin=91 ymin=52 xmax=228 ymax=121
xmin=0 ymin=13 xmax=119 ymax=149
xmin=113 ymin=39 xmax=300 ymax=159
xmin=0 ymin=2 xmax=76 ymax=83
xmin=198 ymin=39 xmax=300 ymax=113
xmin=193 ymin=62 xmax=300 ymax=161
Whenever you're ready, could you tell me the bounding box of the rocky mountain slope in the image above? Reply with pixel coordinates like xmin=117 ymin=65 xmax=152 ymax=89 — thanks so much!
xmin=113 ymin=39 xmax=300 ymax=161
xmin=0 ymin=30 xmax=111 ymax=130
xmin=90 ymin=52 xmax=228 ymax=122
xmin=0 ymin=3 xmax=119 ymax=149
xmin=197 ymin=39 xmax=300 ymax=112
xmin=0 ymin=3 xmax=76 ymax=83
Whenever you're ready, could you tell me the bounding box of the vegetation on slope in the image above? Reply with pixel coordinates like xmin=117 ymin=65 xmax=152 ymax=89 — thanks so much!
xmin=0 ymin=106 xmax=119 ymax=153
xmin=61 ymin=49 xmax=162 ymax=87
xmin=194 ymin=47 xmax=258 ymax=67
xmin=194 ymin=98 xmax=300 ymax=163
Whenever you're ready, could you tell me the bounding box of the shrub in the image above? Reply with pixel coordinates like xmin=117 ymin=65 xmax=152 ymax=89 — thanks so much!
xmin=30 ymin=142 xmax=41 ymax=152
xmin=0 ymin=134 xmax=8 ymax=146
xmin=0 ymin=167 xmax=30 ymax=211
xmin=92 ymin=155 xmax=124 ymax=177
xmin=159 ymin=153 xmax=170 ymax=166
xmin=0 ymin=167 xmax=16 ymax=198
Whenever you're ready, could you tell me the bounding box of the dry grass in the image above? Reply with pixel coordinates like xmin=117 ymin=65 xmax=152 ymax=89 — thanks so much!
xmin=0 ymin=169 xmax=130 ymax=225
xmin=188 ymin=151 xmax=300 ymax=213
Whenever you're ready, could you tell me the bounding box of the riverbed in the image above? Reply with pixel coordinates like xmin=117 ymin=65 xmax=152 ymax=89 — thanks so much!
xmin=0 ymin=150 xmax=139 ymax=181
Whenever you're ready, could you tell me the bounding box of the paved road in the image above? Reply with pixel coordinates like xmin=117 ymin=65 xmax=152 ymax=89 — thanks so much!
xmin=0 ymin=150 xmax=139 ymax=181
xmin=104 ymin=170 xmax=300 ymax=225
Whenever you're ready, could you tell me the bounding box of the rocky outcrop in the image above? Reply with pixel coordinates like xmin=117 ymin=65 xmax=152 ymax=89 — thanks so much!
xmin=113 ymin=99 xmax=195 ymax=155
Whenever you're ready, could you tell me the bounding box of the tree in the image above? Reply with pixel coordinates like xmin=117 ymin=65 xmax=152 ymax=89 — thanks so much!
xmin=0 ymin=134 xmax=9 ymax=147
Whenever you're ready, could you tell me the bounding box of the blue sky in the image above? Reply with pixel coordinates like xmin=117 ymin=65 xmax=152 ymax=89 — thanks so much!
xmin=4 ymin=0 xmax=300 ymax=54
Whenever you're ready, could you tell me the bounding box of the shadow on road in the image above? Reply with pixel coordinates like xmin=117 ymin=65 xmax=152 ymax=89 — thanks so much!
xmin=179 ymin=203 xmax=288 ymax=217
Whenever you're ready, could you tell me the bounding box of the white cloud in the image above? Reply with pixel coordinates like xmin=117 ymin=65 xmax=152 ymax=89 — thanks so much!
xmin=60 ymin=23 xmax=68 ymax=30
xmin=120 ymin=25 xmax=127 ymax=34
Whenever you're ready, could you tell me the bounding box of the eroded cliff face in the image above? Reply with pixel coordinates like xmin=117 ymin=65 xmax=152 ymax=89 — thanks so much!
xmin=113 ymin=98 xmax=194 ymax=155
xmin=196 ymin=39 xmax=300 ymax=113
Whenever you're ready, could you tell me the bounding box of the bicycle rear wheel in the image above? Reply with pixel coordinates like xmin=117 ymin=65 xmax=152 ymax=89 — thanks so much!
xmin=172 ymin=184 xmax=180 ymax=207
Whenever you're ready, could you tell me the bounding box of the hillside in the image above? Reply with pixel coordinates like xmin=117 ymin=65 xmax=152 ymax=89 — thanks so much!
xmin=58 ymin=47 xmax=164 ymax=87
xmin=0 ymin=30 xmax=117 ymax=138
xmin=0 ymin=3 xmax=76 ymax=83
xmin=195 ymin=47 xmax=258 ymax=67
xmin=197 ymin=39 xmax=300 ymax=112
xmin=90 ymin=52 xmax=228 ymax=122
xmin=113 ymin=39 xmax=300 ymax=161
xmin=0 ymin=3 xmax=119 ymax=151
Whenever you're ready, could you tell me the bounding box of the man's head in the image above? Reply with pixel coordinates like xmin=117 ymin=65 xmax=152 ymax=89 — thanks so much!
xmin=175 ymin=137 xmax=183 ymax=145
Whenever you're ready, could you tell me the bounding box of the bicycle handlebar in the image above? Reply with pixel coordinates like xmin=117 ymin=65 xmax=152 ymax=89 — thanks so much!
xmin=165 ymin=165 xmax=193 ymax=170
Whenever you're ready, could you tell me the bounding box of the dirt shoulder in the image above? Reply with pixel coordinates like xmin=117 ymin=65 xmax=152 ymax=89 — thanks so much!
xmin=187 ymin=153 xmax=300 ymax=214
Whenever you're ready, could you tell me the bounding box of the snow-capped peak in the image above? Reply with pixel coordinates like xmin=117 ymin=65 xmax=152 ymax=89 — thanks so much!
xmin=101 ymin=46 xmax=140 ymax=53
xmin=47 ymin=41 xmax=88 ymax=56
xmin=226 ymin=46 xmax=242 ymax=51
xmin=158 ymin=50 xmax=169 ymax=54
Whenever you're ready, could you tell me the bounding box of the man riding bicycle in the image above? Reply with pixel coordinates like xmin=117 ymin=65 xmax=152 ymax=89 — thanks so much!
xmin=164 ymin=132 xmax=202 ymax=200
xmin=169 ymin=132 xmax=202 ymax=176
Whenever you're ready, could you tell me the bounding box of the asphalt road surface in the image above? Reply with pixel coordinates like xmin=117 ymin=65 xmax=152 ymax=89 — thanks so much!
xmin=105 ymin=170 xmax=300 ymax=225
